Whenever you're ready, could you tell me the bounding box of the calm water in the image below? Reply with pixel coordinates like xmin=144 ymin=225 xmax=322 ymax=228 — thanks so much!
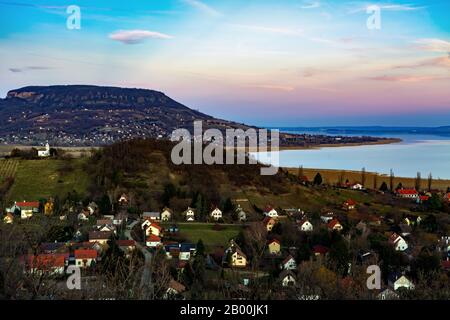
xmin=251 ymin=132 xmax=450 ymax=179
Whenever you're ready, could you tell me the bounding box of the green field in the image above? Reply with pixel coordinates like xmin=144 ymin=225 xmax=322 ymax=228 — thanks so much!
xmin=7 ymin=158 xmax=90 ymax=202
xmin=0 ymin=159 xmax=19 ymax=183
xmin=175 ymin=223 xmax=242 ymax=248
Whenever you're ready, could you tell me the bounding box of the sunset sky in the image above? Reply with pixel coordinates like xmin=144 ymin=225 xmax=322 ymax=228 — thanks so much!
xmin=0 ymin=0 xmax=449 ymax=126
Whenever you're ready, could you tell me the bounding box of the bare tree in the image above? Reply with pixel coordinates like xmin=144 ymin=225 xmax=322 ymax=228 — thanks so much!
xmin=361 ymin=167 xmax=366 ymax=187
xmin=389 ymin=169 xmax=395 ymax=191
xmin=428 ymin=173 xmax=433 ymax=191
xmin=415 ymin=172 xmax=422 ymax=191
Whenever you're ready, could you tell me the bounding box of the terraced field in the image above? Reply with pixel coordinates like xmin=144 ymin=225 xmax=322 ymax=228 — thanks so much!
xmin=0 ymin=159 xmax=19 ymax=183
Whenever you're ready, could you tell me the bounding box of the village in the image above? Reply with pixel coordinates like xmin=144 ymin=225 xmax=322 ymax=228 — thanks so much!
xmin=2 ymin=175 xmax=450 ymax=300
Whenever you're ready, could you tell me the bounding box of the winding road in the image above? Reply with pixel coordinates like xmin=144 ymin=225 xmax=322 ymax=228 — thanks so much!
xmin=125 ymin=220 xmax=154 ymax=298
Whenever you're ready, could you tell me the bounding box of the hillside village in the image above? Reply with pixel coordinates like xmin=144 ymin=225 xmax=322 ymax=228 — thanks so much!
xmin=1 ymin=139 xmax=450 ymax=299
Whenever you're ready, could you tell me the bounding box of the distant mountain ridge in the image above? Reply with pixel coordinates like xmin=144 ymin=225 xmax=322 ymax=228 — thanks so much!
xmin=276 ymin=126 xmax=450 ymax=135
xmin=0 ymin=85 xmax=253 ymax=146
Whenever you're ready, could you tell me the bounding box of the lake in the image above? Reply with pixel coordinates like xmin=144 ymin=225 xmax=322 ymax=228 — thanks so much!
xmin=251 ymin=131 xmax=450 ymax=179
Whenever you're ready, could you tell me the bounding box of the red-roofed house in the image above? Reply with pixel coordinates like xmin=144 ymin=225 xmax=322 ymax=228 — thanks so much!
xmin=263 ymin=206 xmax=278 ymax=218
xmin=281 ymin=255 xmax=297 ymax=270
xmin=313 ymin=245 xmax=329 ymax=256
xmin=117 ymin=240 xmax=136 ymax=252
xmin=444 ymin=193 xmax=450 ymax=203
xmin=389 ymin=232 xmax=408 ymax=251
xmin=146 ymin=234 xmax=162 ymax=248
xmin=143 ymin=222 xmax=162 ymax=237
xmin=14 ymin=201 xmax=40 ymax=219
xmin=396 ymin=188 xmax=419 ymax=199
xmin=23 ymin=254 xmax=67 ymax=275
xmin=74 ymin=249 xmax=97 ymax=268
xmin=298 ymin=219 xmax=313 ymax=232
xmin=342 ymin=199 xmax=356 ymax=211
xmin=263 ymin=216 xmax=276 ymax=232
xmin=328 ymin=219 xmax=343 ymax=232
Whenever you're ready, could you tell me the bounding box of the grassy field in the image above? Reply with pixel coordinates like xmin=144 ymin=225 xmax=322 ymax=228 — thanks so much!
xmin=174 ymin=223 xmax=242 ymax=248
xmin=7 ymin=158 xmax=91 ymax=202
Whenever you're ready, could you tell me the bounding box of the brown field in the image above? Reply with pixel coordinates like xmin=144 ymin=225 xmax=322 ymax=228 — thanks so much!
xmin=285 ymin=167 xmax=450 ymax=191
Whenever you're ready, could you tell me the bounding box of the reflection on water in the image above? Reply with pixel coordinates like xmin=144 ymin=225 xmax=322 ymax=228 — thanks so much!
xmin=251 ymin=133 xmax=450 ymax=179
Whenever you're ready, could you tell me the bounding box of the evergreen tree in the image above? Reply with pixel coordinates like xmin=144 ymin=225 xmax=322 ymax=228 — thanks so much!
xmin=313 ymin=172 xmax=323 ymax=185
xmin=379 ymin=181 xmax=388 ymax=192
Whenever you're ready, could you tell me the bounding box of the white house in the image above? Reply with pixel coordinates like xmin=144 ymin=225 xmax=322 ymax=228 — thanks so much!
xmin=183 ymin=207 xmax=196 ymax=222
xmin=298 ymin=220 xmax=314 ymax=232
xmin=377 ymin=288 xmax=399 ymax=300
xmin=13 ymin=201 xmax=40 ymax=219
xmin=281 ymin=255 xmax=297 ymax=270
xmin=161 ymin=207 xmax=173 ymax=221
xmin=38 ymin=143 xmax=51 ymax=157
xmin=264 ymin=206 xmax=278 ymax=218
xmin=235 ymin=205 xmax=247 ymax=222
xmin=351 ymin=183 xmax=364 ymax=190
xmin=74 ymin=249 xmax=97 ymax=268
xmin=143 ymin=222 xmax=162 ymax=237
xmin=279 ymin=270 xmax=296 ymax=287
xmin=388 ymin=274 xmax=414 ymax=291
xmin=210 ymin=207 xmax=223 ymax=221
xmin=78 ymin=212 xmax=89 ymax=221
xmin=389 ymin=233 xmax=408 ymax=251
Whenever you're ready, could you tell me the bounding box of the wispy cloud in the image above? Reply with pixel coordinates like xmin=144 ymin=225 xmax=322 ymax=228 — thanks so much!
xmin=183 ymin=0 xmax=221 ymax=17
xmin=109 ymin=30 xmax=173 ymax=44
xmin=349 ymin=2 xmax=426 ymax=14
xmin=247 ymin=84 xmax=295 ymax=91
xmin=231 ymin=24 xmax=303 ymax=36
xmin=367 ymin=75 xmax=447 ymax=82
xmin=414 ymin=38 xmax=450 ymax=53
xmin=393 ymin=56 xmax=450 ymax=69
xmin=8 ymin=66 xmax=52 ymax=73
xmin=299 ymin=1 xmax=321 ymax=9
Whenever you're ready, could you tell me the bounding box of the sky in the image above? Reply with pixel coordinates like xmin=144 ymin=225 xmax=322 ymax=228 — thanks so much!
xmin=0 ymin=0 xmax=449 ymax=127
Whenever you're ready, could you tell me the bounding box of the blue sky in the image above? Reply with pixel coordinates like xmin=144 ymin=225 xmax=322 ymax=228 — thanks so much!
xmin=0 ymin=0 xmax=449 ymax=126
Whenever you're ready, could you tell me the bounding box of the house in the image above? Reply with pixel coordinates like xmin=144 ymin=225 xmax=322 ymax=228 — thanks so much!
xmin=403 ymin=215 xmax=422 ymax=226
xmin=37 ymin=143 xmax=51 ymax=157
xmin=281 ymin=255 xmax=297 ymax=270
xmin=417 ymin=195 xmax=430 ymax=204
xmin=3 ymin=212 xmax=14 ymax=224
xmin=396 ymin=188 xmax=419 ymax=199
xmin=263 ymin=216 xmax=276 ymax=232
xmin=235 ymin=205 xmax=247 ymax=222
xmin=87 ymin=202 xmax=98 ymax=215
xmin=97 ymin=224 xmax=116 ymax=234
xmin=161 ymin=207 xmax=173 ymax=221
xmin=224 ymin=241 xmax=247 ymax=268
xmin=389 ymin=232 xmax=408 ymax=251
xmin=23 ymin=254 xmax=66 ymax=275
xmin=267 ymin=239 xmax=281 ymax=255
xmin=444 ymin=193 xmax=450 ymax=203
xmin=143 ymin=211 xmax=160 ymax=221
xmin=78 ymin=212 xmax=89 ymax=221
xmin=143 ymin=222 xmax=162 ymax=237
xmin=263 ymin=206 xmax=279 ymax=218
xmin=74 ymin=249 xmax=97 ymax=268
xmin=179 ymin=243 xmax=197 ymax=261
xmin=113 ymin=212 xmax=128 ymax=226
xmin=342 ymin=199 xmax=356 ymax=211
xmin=377 ymin=287 xmax=399 ymax=300
xmin=210 ymin=207 xmax=223 ymax=221
xmin=313 ymin=245 xmax=329 ymax=257
xmin=44 ymin=199 xmax=54 ymax=215
xmin=183 ymin=207 xmax=196 ymax=222
xmin=39 ymin=242 xmax=68 ymax=254
xmin=117 ymin=240 xmax=136 ymax=254
xmin=298 ymin=219 xmax=313 ymax=232
xmin=14 ymin=201 xmax=40 ymax=219
xmin=320 ymin=211 xmax=335 ymax=223
xmin=442 ymin=260 xmax=450 ymax=272
xmin=164 ymin=279 xmax=186 ymax=299
xmin=279 ymin=270 xmax=296 ymax=287
xmin=351 ymin=183 xmax=364 ymax=190
xmin=328 ymin=219 xmax=343 ymax=232
xmin=118 ymin=193 xmax=129 ymax=205
xmin=146 ymin=234 xmax=162 ymax=248
xmin=88 ymin=231 xmax=112 ymax=245
xmin=388 ymin=273 xmax=414 ymax=291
